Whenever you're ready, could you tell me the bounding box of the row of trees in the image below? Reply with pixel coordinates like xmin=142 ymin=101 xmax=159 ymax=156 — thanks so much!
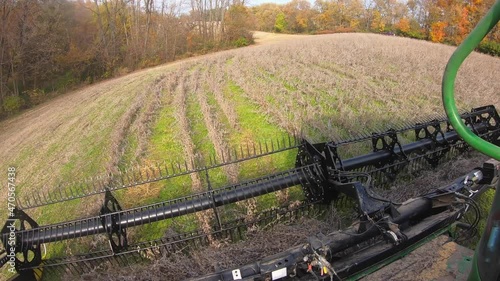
xmin=0 ymin=0 xmax=253 ymax=116
xmin=251 ymin=0 xmax=500 ymax=45
xmin=1 ymin=0 xmax=498 ymax=117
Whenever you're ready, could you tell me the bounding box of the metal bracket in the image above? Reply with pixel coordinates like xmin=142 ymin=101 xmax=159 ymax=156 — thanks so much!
xmin=333 ymin=181 xmax=389 ymax=216
xmin=447 ymin=106 xmax=500 ymax=154
xmin=479 ymin=159 xmax=500 ymax=184
xmin=296 ymin=141 xmax=331 ymax=203
xmin=371 ymin=129 xmax=408 ymax=180
xmin=472 ymin=105 xmax=500 ymax=144
xmin=446 ymin=120 xmax=470 ymax=153
xmin=0 ymin=208 xmax=42 ymax=272
xmin=99 ymin=189 xmax=128 ymax=253
xmin=325 ymin=142 xmax=344 ymax=171
xmin=415 ymin=120 xmax=449 ymax=167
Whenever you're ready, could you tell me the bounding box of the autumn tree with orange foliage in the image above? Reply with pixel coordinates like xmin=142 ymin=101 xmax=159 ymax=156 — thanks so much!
xmin=396 ymin=18 xmax=410 ymax=33
xmin=429 ymin=21 xmax=448 ymax=42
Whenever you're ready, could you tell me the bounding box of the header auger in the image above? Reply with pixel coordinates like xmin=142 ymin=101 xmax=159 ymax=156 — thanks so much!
xmin=1 ymin=105 xmax=499 ymax=280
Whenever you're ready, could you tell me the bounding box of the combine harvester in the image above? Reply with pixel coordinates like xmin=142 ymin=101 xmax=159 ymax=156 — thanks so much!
xmin=1 ymin=1 xmax=500 ymax=281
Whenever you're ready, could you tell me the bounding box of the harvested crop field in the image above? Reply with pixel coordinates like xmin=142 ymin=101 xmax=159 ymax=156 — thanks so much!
xmin=0 ymin=32 xmax=499 ymax=280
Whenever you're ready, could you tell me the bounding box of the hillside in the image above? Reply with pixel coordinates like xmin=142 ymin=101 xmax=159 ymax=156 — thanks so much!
xmin=0 ymin=32 xmax=499 ymax=280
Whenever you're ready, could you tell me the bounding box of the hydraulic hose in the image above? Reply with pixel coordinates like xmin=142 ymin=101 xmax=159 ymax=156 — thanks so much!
xmin=442 ymin=0 xmax=500 ymax=161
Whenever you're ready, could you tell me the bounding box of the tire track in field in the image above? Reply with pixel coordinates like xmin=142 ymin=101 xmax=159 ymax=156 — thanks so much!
xmin=172 ymin=66 xmax=215 ymax=240
xmin=78 ymin=75 xmax=170 ymax=216
xmin=226 ymin=58 xmax=294 ymax=133
xmin=228 ymin=62 xmax=293 ymax=204
xmin=198 ymin=62 xmax=259 ymax=219
xmin=119 ymin=74 xmax=181 ymax=210
xmin=207 ymin=58 xmax=240 ymax=131
xmin=132 ymin=74 xmax=169 ymax=161
xmin=197 ymin=72 xmax=239 ymax=183
xmin=77 ymin=84 xmax=147 ymax=216
xmin=209 ymin=59 xmax=292 ymax=206
xmin=107 ymin=74 xmax=172 ymax=175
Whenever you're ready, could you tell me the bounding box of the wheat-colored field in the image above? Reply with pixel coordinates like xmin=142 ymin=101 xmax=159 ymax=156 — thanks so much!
xmin=0 ymin=32 xmax=499 ymax=279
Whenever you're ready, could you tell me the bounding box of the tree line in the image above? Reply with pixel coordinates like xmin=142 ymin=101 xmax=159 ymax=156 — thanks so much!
xmin=0 ymin=0 xmax=253 ymax=116
xmin=0 ymin=0 xmax=498 ymax=117
xmin=251 ymin=0 xmax=499 ymax=48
